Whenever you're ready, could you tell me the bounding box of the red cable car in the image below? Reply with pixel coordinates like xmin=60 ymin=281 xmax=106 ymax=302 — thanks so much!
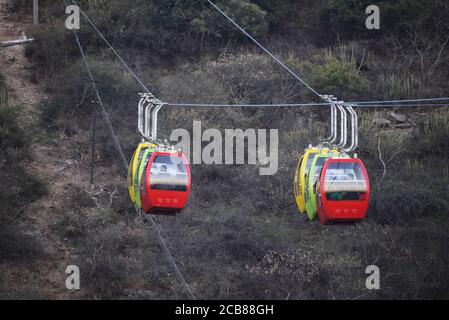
xmin=316 ymin=158 xmax=370 ymax=224
xmin=140 ymin=151 xmax=191 ymax=215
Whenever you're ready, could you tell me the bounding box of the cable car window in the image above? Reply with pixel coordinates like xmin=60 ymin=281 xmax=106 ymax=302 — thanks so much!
xmin=150 ymin=155 xmax=188 ymax=191
xmin=325 ymin=162 xmax=367 ymax=201
xmin=137 ymin=149 xmax=146 ymax=164
xmin=305 ymin=156 xmax=315 ymax=171
xmin=140 ymin=163 xmax=148 ymax=197
xmin=136 ymin=152 xmax=151 ymax=191
xmin=312 ymin=158 xmax=326 ymax=185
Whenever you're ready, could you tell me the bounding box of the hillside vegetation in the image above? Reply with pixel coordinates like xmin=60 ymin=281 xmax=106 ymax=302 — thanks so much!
xmin=0 ymin=73 xmax=46 ymax=274
xmin=3 ymin=0 xmax=449 ymax=299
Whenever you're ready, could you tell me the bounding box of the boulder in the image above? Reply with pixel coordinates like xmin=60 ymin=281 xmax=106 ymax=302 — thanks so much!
xmin=387 ymin=111 xmax=407 ymax=123
xmin=394 ymin=123 xmax=413 ymax=129
xmin=372 ymin=117 xmax=392 ymax=126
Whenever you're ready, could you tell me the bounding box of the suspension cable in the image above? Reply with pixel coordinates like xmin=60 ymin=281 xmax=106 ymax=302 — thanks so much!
xmin=166 ymin=102 xmax=332 ymax=107
xmin=71 ymin=0 xmax=449 ymax=110
xmin=347 ymin=97 xmax=449 ymax=105
xmin=166 ymin=102 xmax=449 ymax=108
xmin=205 ymin=0 xmax=325 ymax=102
xmin=71 ymin=0 xmax=156 ymax=98
xmin=71 ymin=30 xmax=128 ymax=170
xmin=63 ymin=0 xmax=448 ymax=299
xmin=353 ymin=103 xmax=449 ymax=108
xmin=68 ymin=12 xmax=196 ymax=300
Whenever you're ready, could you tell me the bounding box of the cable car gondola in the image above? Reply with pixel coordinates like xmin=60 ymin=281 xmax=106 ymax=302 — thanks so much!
xmin=140 ymin=150 xmax=191 ymax=215
xmin=294 ymin=146 xmax=340 ymax=215
xmin=134 ymin=146 xmax=155 ymax=209
xmin=127 ymin=142 xmax=152 ymax=204
xmin=316 ymin=158 xmax=370 ymax=224
xmin=304 ymin=150 xmax=344 ymax=220
xmin=294 ymin=146 xmax=319 ymax=214
xmin=304 ymin=151 xmax=331 ymax=221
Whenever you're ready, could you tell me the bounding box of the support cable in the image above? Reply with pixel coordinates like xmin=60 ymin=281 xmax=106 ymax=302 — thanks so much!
xmin=71 ymin=0 xmax=449 ymax=110
xmin=205 ymin=0 xmax=325 ymax=101
xmin=68 ymin=14 xmax=196 ymax=300
xmin=352 ymin=103 xmax=449 ymax=108
xmin=71 ymin=0 xmax=155 ymax=98
xmin=166 ymin=102 xmax=449 ymax=109
xmin=348 ymin=97 xmax=449 ymax=105
xmin=72 ymin=29 xmax=128 ymax=169
xmin=166 ymin=102 xmax=332 ymax=108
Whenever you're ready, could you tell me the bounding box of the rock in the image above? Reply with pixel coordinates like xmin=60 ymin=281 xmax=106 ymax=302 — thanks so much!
xmin=394 ymin=123 xmax=412 ymax=129
xmin=256 ymin=201 xmax=267 ymax=209
xmin=387 ymin=111 xmax=407 ymax=123
xmin=372 ymin=118 xmax=392 ymax=126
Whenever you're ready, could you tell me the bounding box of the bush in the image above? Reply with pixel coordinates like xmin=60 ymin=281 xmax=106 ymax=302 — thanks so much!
xmin=415 ymin=109 xmax=449 ymax=156
xmin=0 ymin=225 xmax=44 ymax=262
xmin=57 ymin=196 xmax=141 ymax=299
xmin=26 ymin=24 xmax=79 ymax=74
xmin=30 ymin=0 xmax=269 ymax=64
xmin=359 ymin=111 xmax=449 ymax=223
xmin=18 ymin=0 xmax=449 ymax=299
xmin=304 ymin=53 xmax=367 ymax=100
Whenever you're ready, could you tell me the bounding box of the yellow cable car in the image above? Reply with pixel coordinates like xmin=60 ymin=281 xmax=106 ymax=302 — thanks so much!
xmin=294 ymin=147 xmax=319 ymax=214
xmin=294 ymin=146 xmax=338 ymax=214
xmin=127 ymin=142 xmax=152 ymax=204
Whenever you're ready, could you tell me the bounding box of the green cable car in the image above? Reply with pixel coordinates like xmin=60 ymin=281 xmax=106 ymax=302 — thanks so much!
xmin=133 ymin=145 xmax=156 ymax=209
xmin=304 ymin=150 xmax=336 ymax=220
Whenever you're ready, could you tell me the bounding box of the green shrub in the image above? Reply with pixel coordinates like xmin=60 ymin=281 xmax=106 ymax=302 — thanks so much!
xmin=306 ymin=54 xmax=367 ymax=100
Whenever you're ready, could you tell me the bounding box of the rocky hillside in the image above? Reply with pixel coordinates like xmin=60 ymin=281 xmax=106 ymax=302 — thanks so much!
xmin=1 ymin=0 xmax=448 ymax=299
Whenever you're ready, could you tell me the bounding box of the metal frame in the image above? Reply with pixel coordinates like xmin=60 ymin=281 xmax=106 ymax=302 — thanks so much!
xmin=322 ymin=100 xmax=359 ymax=153
xmin=138 ymin=93 xmax=149 ymax=139
xmin=151 ymin=101 xmax=164 ymax=140
xmin=138 ymin=93 xmax=165 ymax=141
xmin=145 ymin=102 xmax=157 ymax=139
xmin=139 ymin=94 xmax=359 ymax=151
xmin=321 ymin=95 xmax=337 ymax=143
xmin=329 ymin=103 xmax=338 ymax=145
xmin=344 ymin=105 xmax=358 ymax=152
xmin=336 ymin=102 xmax=347 ymax=148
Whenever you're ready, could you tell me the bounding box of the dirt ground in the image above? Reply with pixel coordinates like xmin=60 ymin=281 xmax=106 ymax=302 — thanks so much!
xmin=0 ymin=0 xmax=86 ymax=299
